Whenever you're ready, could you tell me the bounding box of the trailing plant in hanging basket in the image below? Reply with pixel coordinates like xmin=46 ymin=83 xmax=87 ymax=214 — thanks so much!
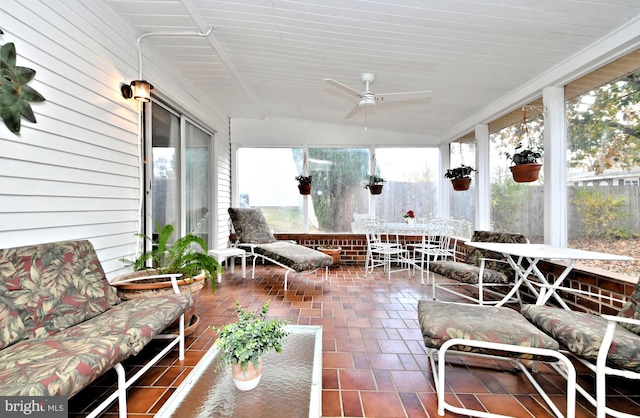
xmin=444 ymin=165 xmax=475 ymax=191
xmin=504 ymin=108 xmax=543 ymax=183
xmin=506 ymin=143 xmax=543 ymax=183
xmin=365 ymin=174 xmax=385 ymax=194
xmin=295 ymin=175 xmax=312 ymax=195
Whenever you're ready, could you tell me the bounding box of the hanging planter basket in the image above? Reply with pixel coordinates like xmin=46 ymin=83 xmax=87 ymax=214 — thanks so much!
xmin=451 ymin=178 xmax=472 ymax=191
xmin=368 ymin=184 xmax=383 ymax=195
xmin=510 ymin=163 xmax=542 ymax=183
xmin=298 ymin=184 xmax=311 ymax=195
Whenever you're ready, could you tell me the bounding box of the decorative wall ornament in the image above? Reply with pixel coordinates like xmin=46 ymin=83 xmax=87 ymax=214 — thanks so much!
xmin=0 ymin=30 xmax=46 ymax=135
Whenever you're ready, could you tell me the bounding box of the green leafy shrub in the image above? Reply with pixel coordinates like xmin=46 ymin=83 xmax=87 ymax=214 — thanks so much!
xmin=571 ymin=188 xmax=629 ymax=238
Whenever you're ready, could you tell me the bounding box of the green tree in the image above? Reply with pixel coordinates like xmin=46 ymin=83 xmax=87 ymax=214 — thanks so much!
xmin=567 ymin=71 xmax=640 ymax=175
xmin=293 ymin=148 xmax=370 ymax=232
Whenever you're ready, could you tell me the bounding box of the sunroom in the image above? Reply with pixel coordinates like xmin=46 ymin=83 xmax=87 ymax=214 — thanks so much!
xmin=2 ymin=1 xmax=640 ymax=417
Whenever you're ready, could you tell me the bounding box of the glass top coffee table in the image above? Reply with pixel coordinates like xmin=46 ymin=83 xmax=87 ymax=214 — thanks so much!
xmin=155 ymin=325 xmax=322 ymax=418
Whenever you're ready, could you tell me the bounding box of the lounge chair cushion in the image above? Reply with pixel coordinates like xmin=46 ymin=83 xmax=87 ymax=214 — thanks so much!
xmin=418 ymin=300 xmax=559 ymax=360
xmin=464 ymin=230 xmax=528 ymax=276
xmin=522 ymin=304 xmax=640 ymax=372
xmin=429 ymin=262 xmax=508 ymax=284
xmin=428 ymin=231 xmax=528 ymax=285
xmin=617 ymin=280 xmax=640 ymax=334
xmin=228 ymin=208 xmax=277 ymax=244
xmin=254 ymin=241 xmax=333 ymax=272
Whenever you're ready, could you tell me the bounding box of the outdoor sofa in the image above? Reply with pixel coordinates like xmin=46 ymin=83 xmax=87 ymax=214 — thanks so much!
xmin=0 ymin=240 xmax=192 ymax=418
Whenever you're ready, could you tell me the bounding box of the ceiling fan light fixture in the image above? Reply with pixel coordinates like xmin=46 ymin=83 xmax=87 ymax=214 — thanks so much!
xmin=359 ymin=96 xmax=376 ymax=107
xmin=324 ymin=72 xmax=431 ymax=118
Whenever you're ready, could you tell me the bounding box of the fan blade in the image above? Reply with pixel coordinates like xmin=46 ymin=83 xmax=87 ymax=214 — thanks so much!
xmin=344 ymin=104 xmax=361 ymax=119
xmin=376 ymin=90 xmax=432 ymax=103
xmin=324 ymin=78 xmax=362 ymax=98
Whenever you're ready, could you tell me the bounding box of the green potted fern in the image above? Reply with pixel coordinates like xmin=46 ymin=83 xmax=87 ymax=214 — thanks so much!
xmin=113 ymin=221 xmax=221 ymax=334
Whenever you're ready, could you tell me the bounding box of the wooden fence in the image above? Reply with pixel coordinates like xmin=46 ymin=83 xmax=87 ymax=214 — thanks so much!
xmin=375 ymin=182 xmax=639 ymax=239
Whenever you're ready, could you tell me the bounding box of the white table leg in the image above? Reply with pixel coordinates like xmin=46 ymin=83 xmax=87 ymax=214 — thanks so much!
xmin=506 ymin=254 xmax=571 ymax=310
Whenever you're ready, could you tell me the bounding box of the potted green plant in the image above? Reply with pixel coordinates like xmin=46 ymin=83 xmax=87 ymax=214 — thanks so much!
xmin=365 ymin=174 xmax=385 ymax=194
xmin=211 ymin=300 xmax=290 ymax=391
xmin=113 ymin=221 xmax=222 ymax=334
xmin=507 ymin=143 xmax=542 ymax=183
xmin=295 ymin=175 xmax=312 ymax=195
xmin=444 ymin=165 xmax=475 ymax=191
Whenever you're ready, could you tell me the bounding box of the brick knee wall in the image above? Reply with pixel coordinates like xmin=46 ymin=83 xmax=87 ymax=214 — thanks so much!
xmin=229 ymin=233 xmax=636 ymax=311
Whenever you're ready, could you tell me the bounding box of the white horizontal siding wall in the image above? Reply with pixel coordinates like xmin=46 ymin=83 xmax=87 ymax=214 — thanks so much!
xmin=0 ymin=0 xmax=230 ymax=278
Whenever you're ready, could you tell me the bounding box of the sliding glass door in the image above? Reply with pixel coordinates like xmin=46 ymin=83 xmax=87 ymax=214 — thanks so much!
xmin=146 ymin=101 xmax=213 ymax=246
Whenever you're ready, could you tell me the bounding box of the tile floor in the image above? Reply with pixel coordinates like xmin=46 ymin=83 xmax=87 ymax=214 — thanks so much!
xmin=69 ymin=264 xmax=640 ymax=417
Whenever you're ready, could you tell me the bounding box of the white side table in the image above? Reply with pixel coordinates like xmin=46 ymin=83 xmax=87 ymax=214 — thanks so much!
xmin=208 ymin=248 xmax=248 ymax=283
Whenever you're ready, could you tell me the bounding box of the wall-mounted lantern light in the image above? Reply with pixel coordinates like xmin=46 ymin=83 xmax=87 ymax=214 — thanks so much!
xmin=120 ymin=80 xmax=154 ymax=102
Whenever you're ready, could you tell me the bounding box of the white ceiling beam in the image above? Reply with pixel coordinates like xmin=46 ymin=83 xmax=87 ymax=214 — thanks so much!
xmin=179 ymin=0 xmax=264 ymax=116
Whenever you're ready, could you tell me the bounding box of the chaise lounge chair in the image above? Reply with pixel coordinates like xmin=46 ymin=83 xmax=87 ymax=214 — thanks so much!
xmin=228 ymin=207 xmax=333 ymax=288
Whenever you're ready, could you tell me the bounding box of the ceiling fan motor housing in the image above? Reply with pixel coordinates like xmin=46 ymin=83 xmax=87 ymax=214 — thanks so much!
xmin=359 ymin=93 xmax=376 ymax=107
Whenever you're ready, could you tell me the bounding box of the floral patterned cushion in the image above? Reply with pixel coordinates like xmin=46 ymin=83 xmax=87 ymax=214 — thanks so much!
xmin=617 ymin=279 xmax=640 ymax=334
xmin=418 ymin=300 xmax=559 ymax=360
xmin=0 ymin=240 xmax=121 ymax=341
xmin=0 ymin=281 xmax=25 ymax=350
xmin=522 ymin=304 xmax=640 ymax=372
xmin=429 ymin=261 xmax=508 ymax=284
xmin=0 ymin=293 xmax=191 ymax=397
xmin=464 ymin=231 xmax=528 ymax=277
xmin=254 ymin=241 xmax=333 ymax=272
xmin=228 ymin=207 xmax=278 ymax=244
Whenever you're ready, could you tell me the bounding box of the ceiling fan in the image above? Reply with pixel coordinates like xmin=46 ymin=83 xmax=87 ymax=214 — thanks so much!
xmin=323 ymin=72 xmax=432 ymax=119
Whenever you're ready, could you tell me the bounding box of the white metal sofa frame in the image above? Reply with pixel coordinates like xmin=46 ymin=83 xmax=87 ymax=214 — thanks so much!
xmin=521 ymin=281 xmax=640 ymax=418
xmin=228 ymin=207 xmax=332 ymax=289
xmin=418 ymin=300 xmax=577 ymax=418
xmin=88 ymin=273 xmax=187 ymax=418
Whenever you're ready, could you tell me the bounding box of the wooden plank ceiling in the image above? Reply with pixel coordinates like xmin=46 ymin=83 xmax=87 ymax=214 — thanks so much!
xmin=104 ymin=0 xmax=640 ymax=144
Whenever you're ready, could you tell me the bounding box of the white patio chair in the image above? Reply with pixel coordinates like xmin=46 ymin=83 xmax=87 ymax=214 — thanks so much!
xmin=413 ymin=219 xmax=462 ymax=285
xmin=404 ymin=218 xmax=442 ymax=275
xmin=364 ymin=220 xmax=410 ymax=283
